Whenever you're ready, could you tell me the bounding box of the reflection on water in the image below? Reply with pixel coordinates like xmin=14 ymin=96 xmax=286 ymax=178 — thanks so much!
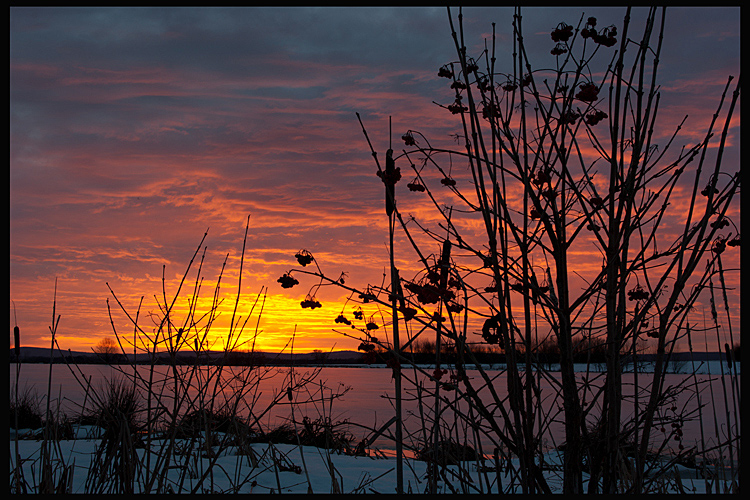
xmin=10 ymin=363 xmax=739 ymax=456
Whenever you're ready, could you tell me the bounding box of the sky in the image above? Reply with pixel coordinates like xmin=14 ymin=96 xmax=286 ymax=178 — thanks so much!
xmin=10 ymin=7 xmax=740 ymax=354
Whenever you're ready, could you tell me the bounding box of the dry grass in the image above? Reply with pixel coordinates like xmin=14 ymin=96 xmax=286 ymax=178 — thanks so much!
xmin=9 ymin=219 xmax=365 ymax=494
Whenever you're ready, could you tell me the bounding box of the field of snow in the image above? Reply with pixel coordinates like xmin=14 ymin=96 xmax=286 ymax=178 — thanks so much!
xmin=10 ymin=424 xmax=736 ymax=494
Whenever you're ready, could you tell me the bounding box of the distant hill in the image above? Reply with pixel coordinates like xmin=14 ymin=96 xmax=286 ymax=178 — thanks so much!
xmin=8 ymin=346 xmax=364 ymax=365
xmin=8 ymin=346 xmax=731 ymax=366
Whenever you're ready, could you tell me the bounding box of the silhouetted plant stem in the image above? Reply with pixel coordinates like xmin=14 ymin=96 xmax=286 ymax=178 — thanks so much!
xmin=280 ymin=6 xmax=739 ymax=494
xmin=387 ymin=152 xmax=405 ymax=494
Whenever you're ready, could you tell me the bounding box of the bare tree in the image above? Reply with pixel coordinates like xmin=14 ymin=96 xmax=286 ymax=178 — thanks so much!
xmin=93 ymin=337 xmax=119 ymax=364
xmin=279 ymin=6 xmax=740 ymax=494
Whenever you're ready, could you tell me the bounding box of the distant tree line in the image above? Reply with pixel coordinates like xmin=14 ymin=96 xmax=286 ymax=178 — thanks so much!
xmin=9 ymin=340 xmax=739 ymax=367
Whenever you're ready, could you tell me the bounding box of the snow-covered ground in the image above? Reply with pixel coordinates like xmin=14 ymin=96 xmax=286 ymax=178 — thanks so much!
xmin=9 ymin=425 xmax=737 ymax=494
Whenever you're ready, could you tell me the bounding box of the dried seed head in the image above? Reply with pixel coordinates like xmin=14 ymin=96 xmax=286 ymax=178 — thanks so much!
xmin=585 ymin=110 xmax=608 ymax=126
xmin=551 ymin=43 xmax=567 ymax=56
xmin=407 ymin=180 xmax=426 ymax=192
xmin=277 ymin=273 xmax=299 ymax=288
xmin=447 ymin=101 xmax=468 ymax=114
xmin=712 ymin=238 xmax=726 ymax=254
xmin=300 ymin=295 xmax=322 ymax=309
xmin=437 ymin=66 xmax=454 ymax=79
xmin=334 ymin=314 xmax=351 ymax=325
xmin=402 ymin=132 xmax=416 ymax=146
xmin=295 ymin=249 xmax=314 ymax=266
xmin=550 ymin=23 xmax=574 ymax=43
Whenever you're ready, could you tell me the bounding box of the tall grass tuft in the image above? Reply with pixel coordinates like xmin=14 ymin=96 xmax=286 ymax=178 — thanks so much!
xmin=83 ymin=378 xmax=142 ymax=493
xmin=10 ymin=387 xmax=44 ymax=432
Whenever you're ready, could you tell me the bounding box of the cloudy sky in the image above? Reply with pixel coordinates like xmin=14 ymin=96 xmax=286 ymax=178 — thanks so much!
xmin=10 ymin=7 xmax=740 ymax=353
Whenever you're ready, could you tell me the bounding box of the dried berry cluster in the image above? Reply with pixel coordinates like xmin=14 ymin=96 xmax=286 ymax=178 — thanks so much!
xmin=376 ymin=166 xmax=402 ymax=186
xmin=580 ymin=17 xmax=598 ymax=37
xmin=334 ymin=313 xmax=351 ymax=325
xmin=407 ymin=180 xmax=426 ymax=192
xmin=481 ymin=314 xmax=506 ymax=348
xmin=645 ymin=327 xmax=660 ymax=339
xmin=585 ymin=109 xmax=608 ymax=126
xmin=464 ymin=59 xmax=479 ymax=74
xmin=661 ymin=406 xmax=687 ymax=451
xmin=550 ymin=23 xmax=574 ymax=43
xmin=300 ymin=295 xmax=322 ymax=309
xmin=357 ymin=341 xmax=376 ymax=353
xmin=581 ymin=17 xmax=618 ymax=47
xmin=559 ymin=110 xmax=580 ymax=125
xmin=477 ymin=76 xmax=492 ymax=93
xmin=399 ymin=305 xmax=418 ymax=321
xmin=627 ymin=285 xmax=649 ymax=302
xmin=710 ymin=217 xmax=729 ymax=230
xmin=551 ymin=44 xmax=567 ymax=56
xmin=404 ymin=281 xmax=444 ymax=305
xmin=482 ymin=102 xmax=502 ymax=120
xmin=550 ymin=24 xmax=573 ymax=55
xmin=575 ymin=82 xmax=600 ymax=102
xmin=532 ymin=168 xmax=552 ymax=188
xmin=295 ymin=250 xmax=314 ymax=267
xmin=437 ymin=65 xmax=454 ymax=79
xmin=701 ymin=184 xmax=719 ymax=197
xmin=358 ymin=289 xmax=377 ymax=303
xmin=447 ymin=100 xmax=468 ymax=115
xmin=501 ymin=81 xmax=518 ymax=92
xmin=712 ymin=238 xmax=726 ymax=255
xmin=277 ymin=273 xmax=298 ymax=289
xmin=550 ymin=17 xmax=617 ymax=54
